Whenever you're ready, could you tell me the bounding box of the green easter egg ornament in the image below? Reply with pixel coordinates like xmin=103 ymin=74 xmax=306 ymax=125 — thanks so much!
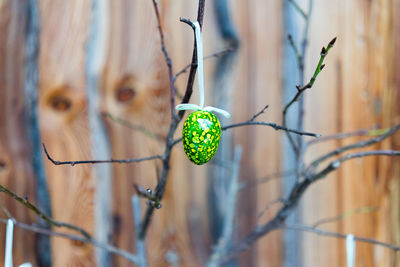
xmin=176 ymin=21 xmax=229 ymax=165
xmin=182 ymin=110 xmax=221 ymax=165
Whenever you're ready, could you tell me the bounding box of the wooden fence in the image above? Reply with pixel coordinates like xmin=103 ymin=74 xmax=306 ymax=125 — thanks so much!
xmin=0 ymin=0 xmax=399 ymax=266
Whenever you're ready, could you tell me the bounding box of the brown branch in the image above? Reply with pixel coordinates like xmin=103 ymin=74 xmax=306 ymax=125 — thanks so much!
xmin=0 ymin=185 xmax=91 ymax=239
xmin=218 ymin=149 xmax=400 ymax=263
xmin=170 ymin=112 xmax=321 ymax=147
xmin=42 ymin=143 xmax=162 ymax=166
xmin=0 ymin=217 xmax=139 ymax=263
xmin=285 ymin=223 xmax=400 ymax=251
xmin=222 ymin=121 xmax=321 ymax=137
xmin=177 ymin=1 xmax=205 ymax=120
xmin=138 ymin=0 xmax=207 ymax=239
xmin=151 ymin=0 xmax=176 ymax=119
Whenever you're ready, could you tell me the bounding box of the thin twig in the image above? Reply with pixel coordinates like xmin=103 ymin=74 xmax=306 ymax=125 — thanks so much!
xmin=285 ymin=223 xmax=400 ymax=251
xmin=306 ymin=123 xmax=400 ymax=173
xmin=138 ymin=0 xmax=207 ymax=239
xmin=311 ymin=206 xmax=379 ymax=228
xmin=170 ymin=116 xmax=321 ymax=147
xmin=102 ymin=112 xmax=164 ymax=141
xmin=257 ymin=198 xmax=285 ymax=220
xmin=239 ymin=169 xmax=296 ymax=190
xmin=0 ymin=217 xmax=139 ymax=263
xmin=0 ymin=185 xmax=91 ymax=239
xmin=282 ymin=35 xmax=335 ymax=156
xmin=282 ymin=37 xmax=337 ymax=118
xmin=288 ymin=34 xmax=303 ymax=70
xmin=310 ymin=150 xmax=400 ymax=183
xmin=305 ymin=126 xmax=379 ymax=147
xmin=42 ymin=143 xmax=162 ymax=166
xmin=287 ymin=0 xmax=308 ymax=19
xmin=218 ymin=149 xmax=400 ymax=263
xmin=222 ymin=121 xmax=321 ymax=138
xmin=177 ymin=2 xmax=205 ymax=119
xmin=249 ymin=105 xmax=269 ymax=122
xmin=174 ymin=47 xmax=235 ymax=80
xmin=151 ymin=0 xmax=176 ymax=119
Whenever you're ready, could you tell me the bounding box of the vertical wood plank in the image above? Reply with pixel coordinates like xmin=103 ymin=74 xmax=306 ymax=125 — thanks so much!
xmin=38 ymin=0 xmax=95 ymax=265
xmin=0 ymin=0 xmax=37 ymax=265
xmin=391 ymin=1 xmax=400 ymax=265
xmin=100 ymin=1 xmax=198 ymax=265
xmin=86 ymin=0 xmax=112 ymax=265
xmin=230 ymin=0 xmax=284 ymax=266
xmin=301 ymin=0 xmax=400 ymax=266
xmin=300 ymin=0 xmax=341 ymax=266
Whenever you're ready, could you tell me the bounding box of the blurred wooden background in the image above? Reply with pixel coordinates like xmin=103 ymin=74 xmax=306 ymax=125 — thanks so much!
xmin=0 ymin=0 xmax=399 ymax=266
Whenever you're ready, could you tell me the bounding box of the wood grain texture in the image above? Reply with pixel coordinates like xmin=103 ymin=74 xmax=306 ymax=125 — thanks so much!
xmin=301 ymin=0 xmax=400 ymax=266
xmin=0 ymin=0 xmax=399 ymax=266
xmin=38 ymin=0 xmax=95 ymax=265
xmin=99 ymin=1 xmax=197 ymax=266
xmin=0 ymin=0 xmax=36 ymax=265
xmin=231 ymin=0 xmax=284 ymax=266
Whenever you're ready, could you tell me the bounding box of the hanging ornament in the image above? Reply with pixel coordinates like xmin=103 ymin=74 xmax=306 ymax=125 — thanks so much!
xmin=176 ymin=21 xmax=231 ymax=165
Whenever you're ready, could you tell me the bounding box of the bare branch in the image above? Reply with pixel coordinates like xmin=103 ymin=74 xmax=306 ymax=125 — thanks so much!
xmin=174 ymin=47 xmax=235 ymax=80
xmin=239 ymin=169 xmax=296 ymax=190
xmin=177 ymin=1 xmax=205 ymax=120
xmin=311 ymin=206 xmax=379 ymax=228
xmin=0 ymin=185 xmax=91 ymax=239
xmin=257 ymin=198 xmax=285 ymax=220
xmin=151 ymin=0 xmax=176 ymax=119
xmin=285 ymin=223 xmax=400 ymax=251
xmin=42 ymin=143 xmax=162 ymax=166
xmin=170 ymin=115 xmax=321 ymax=148
xmin=218 ymin=149 xmax=400 ymax=263
xmin=282 ymin=37 xmax=337 ymax=118
xmin=310 ymin=150 xmax=400 ymax=183
xmin=249 ymin=105 xmax=269 ymax=122
xmin=287 ymin=0 xmax=308 ymax=19
xmin=102 ymin=112 xmax=165 ymax=141
xmin=138 ymin=0 xmax=207 ymax=239
xmin=222 ymin=121 xmax=321 ymax=138
xmin=288 ymin=34 xmax=303 ymax=70
xmin=306 ymin=123 xmax=400 ymax=172
xmin=0 ymin=217 xmax=139 ymax=263
xmin=305 ymin=125 xmax=380 ymax=147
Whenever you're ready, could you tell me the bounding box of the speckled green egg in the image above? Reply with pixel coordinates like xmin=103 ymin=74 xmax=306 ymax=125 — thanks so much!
xmin=182 ymin=110 xmax=221 ymax=165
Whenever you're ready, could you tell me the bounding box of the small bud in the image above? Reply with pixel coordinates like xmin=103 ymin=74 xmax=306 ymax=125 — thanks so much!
xmin=320 ymin=64 xmax=325 ymax=70
xmin=321 ymin=47 xmax=327 ymax=55
xmin=329 ymin=37 xmax=337 ymax=47
xmin=296 ymin=85 xmax=301 ymax=91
